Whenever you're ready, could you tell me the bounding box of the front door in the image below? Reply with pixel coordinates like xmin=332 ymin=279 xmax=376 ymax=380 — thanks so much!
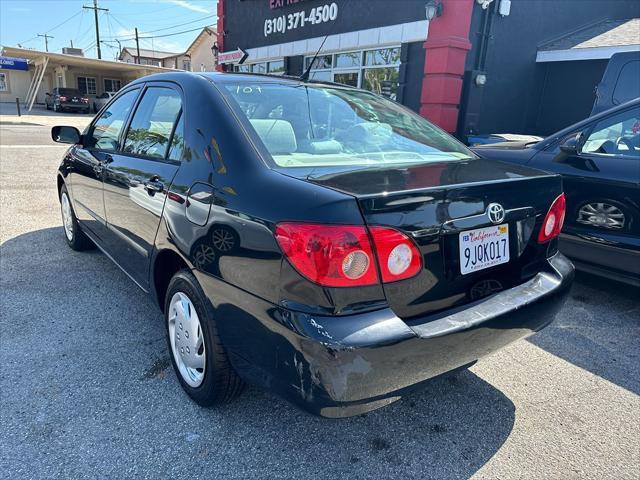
xmin=102 ymin=84 xmax=184 ymax=288
xmin=69 ymin=88 xmax=140 ymax=238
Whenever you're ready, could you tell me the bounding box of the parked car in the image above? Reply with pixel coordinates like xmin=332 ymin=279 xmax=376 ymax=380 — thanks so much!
xmin=51 ymin=72 xmax=573 ymax=417
xmin=45 ymin=87 xmax=90 ymax=113
xmin=591 ymin=51 xmax=640 ymax=116
xmin=93 ymin=91 xmax=117 ymax=113
xmin=473 ymin=98 xmax=640 ymax=286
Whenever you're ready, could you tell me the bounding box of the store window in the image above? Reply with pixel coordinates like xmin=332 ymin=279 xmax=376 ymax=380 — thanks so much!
xmin=104 ymin=78 xmax=122 ymax=92
xmin=304 ymin=47 xmax=401 ymax=99
xmin=233 ymin=60 xmax=285 ymax=75
xmin=0 ymin=73 xmax=8 ymax=92
xmin=268 ymin=60 xmax=285 ymax=75
xmin=77 ymin=76 xmax=97 ymax=95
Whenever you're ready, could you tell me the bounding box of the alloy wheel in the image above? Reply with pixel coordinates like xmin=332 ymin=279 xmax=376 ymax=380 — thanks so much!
xmin=168 ymin=292 xmax=206 ymax=387
xmin=61 ymin=193 xmax=74 ymax=241
xmin=577 ymin=202 xmax=625 ymax=229
xmin=212 ymin=228 xmax=235 ymax=252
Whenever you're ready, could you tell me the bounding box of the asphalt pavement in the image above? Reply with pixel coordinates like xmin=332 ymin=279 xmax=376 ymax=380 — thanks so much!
xmin=1 ymin=120 xmax=638 ymax=479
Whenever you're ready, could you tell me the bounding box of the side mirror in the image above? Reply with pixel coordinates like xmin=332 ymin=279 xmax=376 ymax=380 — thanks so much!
xmin=51 ymin=125 xmax=81 ymax=145
xmin=559 ymin=134 xmax=580 ymax=154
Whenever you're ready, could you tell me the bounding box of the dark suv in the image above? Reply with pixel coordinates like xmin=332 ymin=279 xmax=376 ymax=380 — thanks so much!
xmin=45 ymin=88 xmax=90 ymax=113
xmin=51 ymin=72 xmax=573 ymax=417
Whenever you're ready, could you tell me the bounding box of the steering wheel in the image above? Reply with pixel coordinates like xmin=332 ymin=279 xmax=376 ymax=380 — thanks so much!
xmin=615 ymin=136 xmax=635 ymax=153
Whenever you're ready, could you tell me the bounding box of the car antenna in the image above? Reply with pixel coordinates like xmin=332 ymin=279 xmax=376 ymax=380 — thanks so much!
xmin=300 ymin=35 xmax=329 ymax=82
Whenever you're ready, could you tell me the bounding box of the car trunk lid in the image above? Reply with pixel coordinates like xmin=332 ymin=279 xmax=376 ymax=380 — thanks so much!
xmin=306 ymin=158 xmax=562 ymax=319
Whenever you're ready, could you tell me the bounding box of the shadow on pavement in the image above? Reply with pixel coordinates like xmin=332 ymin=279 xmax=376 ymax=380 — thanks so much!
xmin=529 ymin=270 xmax=640 ymax=395
xmin=1 ymin=227 xmax=516 ymax=478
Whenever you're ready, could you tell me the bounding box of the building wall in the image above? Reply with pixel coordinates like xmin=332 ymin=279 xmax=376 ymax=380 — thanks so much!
xmin=189 ymin=33 xmax=217 ymax=72
xmin=0 ymin=69 xmax=51 ymax=103
xmin=62 ymin=67 xmax=130 ymax=97
xmin=461 ymin=0 xmax=640 ymax=137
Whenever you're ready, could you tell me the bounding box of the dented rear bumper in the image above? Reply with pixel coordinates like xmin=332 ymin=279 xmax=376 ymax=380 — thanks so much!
xmin=202 ymin=253 xmax=574 ymax=418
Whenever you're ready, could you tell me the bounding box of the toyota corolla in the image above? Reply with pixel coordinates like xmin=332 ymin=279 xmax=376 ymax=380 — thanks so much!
xmin=52 ymin=72 xmax=574 ymax=417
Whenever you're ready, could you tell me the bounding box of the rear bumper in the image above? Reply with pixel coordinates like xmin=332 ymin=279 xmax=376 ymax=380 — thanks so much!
xmin=59 ymin=102 xmax=89 ymax=110
xmin=200 ymin=253 xmax=574 ymax=418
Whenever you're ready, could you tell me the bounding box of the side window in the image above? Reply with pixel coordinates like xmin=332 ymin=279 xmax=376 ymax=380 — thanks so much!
xmin=86 ymin=89 xmax=139 ymax=151
xmin=613 ymin=61 xmax=640 ymax=105
xmin=582 ymin=107 xmax=640 ymax=157
xmin=123 ymin=87 xmax=182 ymax=160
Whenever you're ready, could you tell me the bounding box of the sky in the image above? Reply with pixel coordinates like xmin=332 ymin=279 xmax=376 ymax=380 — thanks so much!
xmin=0 ymin=0 xmax=218 ymax=59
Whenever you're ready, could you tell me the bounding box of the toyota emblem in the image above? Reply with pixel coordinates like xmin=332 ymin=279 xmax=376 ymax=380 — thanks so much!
xmin=487 ymin=203 xmax=505 ymax=224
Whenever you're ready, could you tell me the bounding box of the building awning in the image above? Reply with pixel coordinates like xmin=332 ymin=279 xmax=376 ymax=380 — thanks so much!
xmin=536 ymin=18 xmax=640 ymax=63
xmin=0 ymin=46 xmax=176 ymax=73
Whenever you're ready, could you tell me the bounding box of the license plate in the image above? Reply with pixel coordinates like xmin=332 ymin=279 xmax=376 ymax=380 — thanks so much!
xmin=459 ymin=224 xmax=509 ymax=275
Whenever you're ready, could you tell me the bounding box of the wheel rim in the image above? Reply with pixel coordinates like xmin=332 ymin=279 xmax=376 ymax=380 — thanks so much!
xmin=168 ymin=292 xmax=206 ymax=388
xmin=577 ymin=202 xmax=625 ymax=229
xmin=193 ymin=244 xmax=216 ymax=267
xmin=61 ymin=193 xmax=74 ymax=241
xmin=212 ymin=228 xmax=235 ymax=252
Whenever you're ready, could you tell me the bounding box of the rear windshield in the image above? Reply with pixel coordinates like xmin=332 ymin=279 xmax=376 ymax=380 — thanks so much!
xmin=58 ymin=88 xmax=82 ymax=96
xmin=220 ymin=81 xmax=474 ymax=169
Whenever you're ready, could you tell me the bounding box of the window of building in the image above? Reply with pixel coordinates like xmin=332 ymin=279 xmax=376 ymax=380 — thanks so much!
xmin=123 ymin=87 xmax=182 ymax=160
xmin=77 ymin=76 xmax=97 ymax=95
xmin=252 ymin=62 xmax=267 ymax=74
xmin=104 ymin=78 xmax=122 ymax=93
xmin=183 ymin=59 xmax=191 ymax=71
xmin=0 ymin=73 xmax=7 ymax=92
xmin=304 ymin=47 xmax=401 ymax=99
xmin=268 ymin=60 xmax=285 ymax=75
xmin=87 ymin=89 xmax=139 ymax=151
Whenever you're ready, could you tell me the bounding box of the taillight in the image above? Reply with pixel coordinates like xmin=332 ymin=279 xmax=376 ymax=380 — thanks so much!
xmin=369 ymin=227 xmax=422 ymax=282
xmin=275 ymin=223 xmax=423 ymax=287
xmin=538 ymin=193 xmax=566 ymax=243
xmin=58 ymin=96 xmax=67 ymax=102
xmin=81 ymin=98 xmax=89 ymax=104
xmin=275 ymin=223 xmax=378 ymax=287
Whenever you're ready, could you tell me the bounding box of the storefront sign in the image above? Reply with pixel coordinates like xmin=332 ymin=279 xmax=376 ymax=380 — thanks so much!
xmin=269 ymin=0 xmax=311 ymax=9
xmin=217 ymin=48 xmax=249 ymax=65
xmin=264 ymin=2 xmax=338 ymax=37
xmin=0 ymin=56 xmax=29 ymax=71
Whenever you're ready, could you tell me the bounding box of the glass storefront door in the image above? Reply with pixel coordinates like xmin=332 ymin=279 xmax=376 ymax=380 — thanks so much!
xmin=333 ymin=71 xmax=359 ymax=88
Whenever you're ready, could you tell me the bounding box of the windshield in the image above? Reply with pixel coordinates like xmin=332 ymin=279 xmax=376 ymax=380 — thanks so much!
xmin=220 ymin=81 xmax=474 ymax=169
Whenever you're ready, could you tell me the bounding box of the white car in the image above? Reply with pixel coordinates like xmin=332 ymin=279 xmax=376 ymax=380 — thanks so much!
xmin=93 ymin=91 xmax=117 ymax=113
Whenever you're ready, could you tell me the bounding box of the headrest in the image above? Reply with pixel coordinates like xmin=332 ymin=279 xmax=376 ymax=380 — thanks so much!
xmin=349 ymin=122 xmax=393 ymax=145
xmin=249 ymin=119 xmax=297 ymax=154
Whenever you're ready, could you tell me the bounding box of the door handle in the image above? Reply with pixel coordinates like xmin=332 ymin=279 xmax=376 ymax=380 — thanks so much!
xmin=144 ymin=178 xmax=164 ymax=194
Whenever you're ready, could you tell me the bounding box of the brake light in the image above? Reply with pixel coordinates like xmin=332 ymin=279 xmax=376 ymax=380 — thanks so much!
xmin=275 ymin=223 xmax=423 ymax=287
xmin=369 ymin=227 xmax=422 ymax=282
xmin=538 ymin=193 xmax=566 ymax=243
xmin=275 ymin=223 xmax=378 ymax=287
xmin=81 ymin=98 xmax=89 ymax=104
xmin=58 ymin=96 xmax=67 ymax=102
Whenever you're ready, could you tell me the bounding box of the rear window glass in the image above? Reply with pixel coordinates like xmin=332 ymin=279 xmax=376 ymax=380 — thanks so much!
xmin=58 ymin=88 xmax=81 ymax=96
xmin=220 ymin=82 xmax=474 ymax=169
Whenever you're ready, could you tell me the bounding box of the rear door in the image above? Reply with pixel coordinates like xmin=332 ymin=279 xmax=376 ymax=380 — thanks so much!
xmin=530 ymin=106 xmax=640 ymax=247
xmin=69 ymin=88 xmax=140 ymax=238
xmin=102 ymin=83 xmax=184 ymax=288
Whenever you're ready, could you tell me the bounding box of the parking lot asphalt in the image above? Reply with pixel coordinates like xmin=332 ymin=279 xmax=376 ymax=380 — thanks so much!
xmin=1 ymin=121 xmax=639 ymax=479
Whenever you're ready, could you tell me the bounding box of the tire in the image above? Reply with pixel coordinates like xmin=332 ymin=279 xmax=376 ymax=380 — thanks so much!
xmin=60 ymin=184 xmax=94 ymax=251
xmin=45 ymin=102 xmax=50 ymax=110
xmin=84 ymin=108 xmax=90 ymax=114
xmin=93 ymin=104 xmax=98 ymax=113
xmin=165 ymin=270 xmax=244 ymax=406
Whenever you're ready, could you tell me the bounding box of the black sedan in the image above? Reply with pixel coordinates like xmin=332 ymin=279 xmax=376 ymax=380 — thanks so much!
xmin=474 ymin=99 xmax=640 ymax=287
xmin=51 ymin=72 xmax=573 ymax=417
xmin=45 ymin=87 xmax=91 ymax=113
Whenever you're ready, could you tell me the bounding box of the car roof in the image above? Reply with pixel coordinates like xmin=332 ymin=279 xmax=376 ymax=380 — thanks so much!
xmin=125 ymin=70 xmax=358 ymax=91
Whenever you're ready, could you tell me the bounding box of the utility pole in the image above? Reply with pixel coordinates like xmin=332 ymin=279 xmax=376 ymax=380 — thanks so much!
xmin=135 ymin=28 xmax=141 ymax=64
xmin=83 ymin=0 xmax=108 ymax=59
xmin=37 ymin=34 xmax=54 ymax=52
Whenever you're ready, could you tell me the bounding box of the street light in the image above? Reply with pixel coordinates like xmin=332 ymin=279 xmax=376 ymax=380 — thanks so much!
xmin=425 ymin=0 xmax=443 ymax=20
xmin=211 ymin=42 xmax=219 ymax=58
